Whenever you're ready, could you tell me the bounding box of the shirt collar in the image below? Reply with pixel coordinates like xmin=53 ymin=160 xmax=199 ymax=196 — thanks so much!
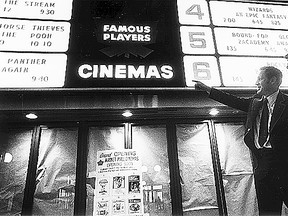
xmin=266 ymin=90 xmax=279 ymax=106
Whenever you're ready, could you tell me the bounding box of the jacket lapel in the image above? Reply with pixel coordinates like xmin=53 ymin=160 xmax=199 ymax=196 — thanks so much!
xmin=270 ymin=92 xmax=287 ymax=132
xmin=244 ymin=97 xmax=262 ymax=150
xmin=249 ymin=97 xmax=263 ymax=124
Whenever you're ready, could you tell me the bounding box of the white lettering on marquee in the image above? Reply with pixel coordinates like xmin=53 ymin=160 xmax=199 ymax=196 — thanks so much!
xmin=78 ymin=64 xmax=174 ymax=80
xmin=102 ymin=24 xmax=152 ymax=42
xmin=24 ymin=1 xmax=56 ymax=8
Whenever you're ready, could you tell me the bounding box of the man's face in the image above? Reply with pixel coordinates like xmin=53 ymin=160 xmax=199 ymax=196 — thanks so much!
xmin=255 ymin=70 xmax=275 ymax=96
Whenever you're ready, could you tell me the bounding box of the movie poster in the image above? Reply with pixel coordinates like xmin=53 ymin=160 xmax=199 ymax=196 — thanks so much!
xmin=128 ymin=199 xmax=142 ymax=214
xmin=112 ymin=199 xmax=126 ymax=214
xmin=113 ymin=176 xmax=126 ymax=195
xmin=96 ymin=199 xmax=110 ymax=216
xmin=128 ymin=175 xmax=141 ymax=194
xmin=94 ymin=150 xmax=143 ymax=216
xmin=95 ymin=177 xmax=110 ymax=197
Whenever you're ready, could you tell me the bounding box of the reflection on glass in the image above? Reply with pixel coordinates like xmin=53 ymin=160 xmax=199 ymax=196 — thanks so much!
xmin=32 ymin=128 xmax=78 ymax=216
xmin=132 ymin=125 xmax=172 ymax=216
xmin=0 ymin=128 xmax=33 ymax=215
xmin=177 ymin=124 xmax=219 ymax=216
xmin=1 ymin=152 xmax=13 ymax=163
xmin=215 ymin=123 xmax=258 ymax=216
xmin=154 ymin=165 xmax=161 ymax=172
xmin=141 ymin=166 xmax=148 ymax=173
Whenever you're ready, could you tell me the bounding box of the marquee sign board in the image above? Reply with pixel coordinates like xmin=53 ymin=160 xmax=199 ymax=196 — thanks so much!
xmin=0 ymin=0 xmax=288 ymax=88
xmin=66 ymin=0 xmax=183 ymax=87
xmin=178 ymin=0 xmax=288 ymax=88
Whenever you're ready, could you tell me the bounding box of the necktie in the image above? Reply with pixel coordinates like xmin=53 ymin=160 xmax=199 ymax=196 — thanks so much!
xmin=258 ymin=98 xmax=269 ymax=146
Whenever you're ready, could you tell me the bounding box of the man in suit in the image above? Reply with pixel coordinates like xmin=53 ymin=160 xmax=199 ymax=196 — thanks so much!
xmin=194 ymin=66 xmax=288 ymax=215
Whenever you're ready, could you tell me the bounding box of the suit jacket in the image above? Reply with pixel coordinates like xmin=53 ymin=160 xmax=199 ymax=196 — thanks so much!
xmin=209 ymin=88 xmax=288 ymax=172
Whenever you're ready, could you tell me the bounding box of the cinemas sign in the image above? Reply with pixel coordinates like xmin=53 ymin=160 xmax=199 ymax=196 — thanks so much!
xmin=0 ymin=0 xmax=288 ymax=88
xmin=67 ymin=0 xmax=182 ymax=88
xmin=77 ymin=23 xmax=174 ymax=82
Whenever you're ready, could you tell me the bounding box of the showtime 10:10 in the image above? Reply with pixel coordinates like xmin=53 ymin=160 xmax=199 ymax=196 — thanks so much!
xmin=30 ymin=40 xmax=52 ymax=47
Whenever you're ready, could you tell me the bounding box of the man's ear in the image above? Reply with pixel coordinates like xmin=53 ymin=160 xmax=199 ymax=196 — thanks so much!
xmin=270 ymin=76 xmax=277 ymax=84
xmin=270 ymin=76 xmax=282 ymax=87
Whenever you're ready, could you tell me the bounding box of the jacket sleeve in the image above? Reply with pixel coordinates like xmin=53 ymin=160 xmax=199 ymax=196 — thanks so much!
xmin=209 ymin=88 xmax=251 ymax=113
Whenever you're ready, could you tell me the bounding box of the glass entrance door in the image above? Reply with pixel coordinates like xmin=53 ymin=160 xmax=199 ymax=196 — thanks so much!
xmin=177 ymin=123 xmax=220 ymax=216
xmin=0 ymin=128 xmax=33 ymax=215
xmin=215 ymin=123 xmax=258 ymax=216
xmin=86 ymin=125 xmax=172 ymax=216
xmin=176 ymin=122 xmax=258 ymax=216
xmin=32 ymin=127 xmax=78 ymax=216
